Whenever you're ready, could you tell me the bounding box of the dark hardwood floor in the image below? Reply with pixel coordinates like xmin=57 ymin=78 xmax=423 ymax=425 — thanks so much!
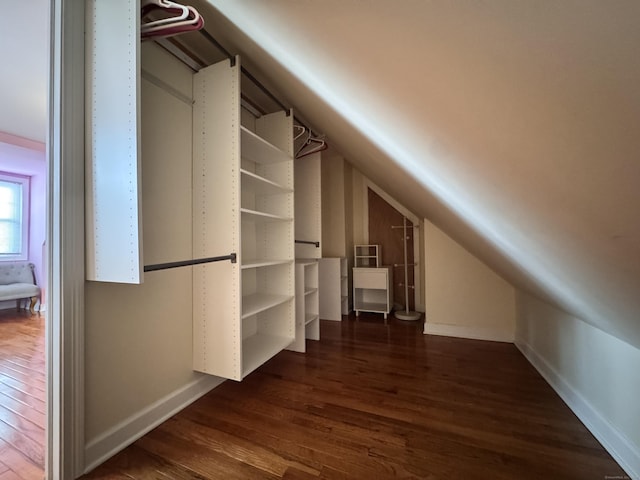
xmin=83 ymin=313 xmax=627 ymax=479
xmin=0 ymin=309 xmax=45 ymax=480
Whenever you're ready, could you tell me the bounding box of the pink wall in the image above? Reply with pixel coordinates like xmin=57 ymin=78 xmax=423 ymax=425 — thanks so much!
xmin=0 ymin=134 xmax=47 ymax=309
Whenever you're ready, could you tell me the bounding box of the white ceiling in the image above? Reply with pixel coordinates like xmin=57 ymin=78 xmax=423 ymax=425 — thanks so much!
xmin=200 ymin=0 xmax=640 ymax=348
xmin=0 ymin=0 xmax=49 ymax=143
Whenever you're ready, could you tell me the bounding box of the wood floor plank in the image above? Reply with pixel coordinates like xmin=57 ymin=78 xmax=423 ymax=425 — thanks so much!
xmin=0 ymin=420 xmax=43 ymax=469
xmin=0 ymin=439 xmax=42 ymax=480
xmin=82 ymin=315 xmax=629 ymax=479
xmin=136 ymin=428 xmax=280 ymax=479
xmin=0 ymin=385 xmax=46 ymax=417
xmin=0 ymin=311 xmax=45 ymax=480
xmin=0 ymin=470 xmax=23 ymax=480
xmin=0 ymin=393 xmax=45 ymax=430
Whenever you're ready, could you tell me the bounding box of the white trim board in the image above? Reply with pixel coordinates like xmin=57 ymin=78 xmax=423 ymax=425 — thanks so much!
xmin=424 ymin=322 xmax=514 ymax=343
xmin=84 ymin=375 xmax=224 ymax=473
xmin=516 ymin=340 xmax=639 ymax=480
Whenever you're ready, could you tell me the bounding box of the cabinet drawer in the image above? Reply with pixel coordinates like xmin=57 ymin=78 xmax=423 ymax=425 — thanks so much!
xmin=353 ymin=268 xmax=387 ymax=289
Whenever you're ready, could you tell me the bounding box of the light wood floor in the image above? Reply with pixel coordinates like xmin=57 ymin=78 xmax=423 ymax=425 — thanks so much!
xmin=0 ymin=309 xmax=45 ymax=480
xmin=83 ymin=313 xmax=627 ymax=479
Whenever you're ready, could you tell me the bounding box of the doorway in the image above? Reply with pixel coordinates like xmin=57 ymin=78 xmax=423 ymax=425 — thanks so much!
xmin=367 ymin=188 xmax=416 ymax=311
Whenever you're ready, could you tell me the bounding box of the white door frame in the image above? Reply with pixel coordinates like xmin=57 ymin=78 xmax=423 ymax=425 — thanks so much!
xmin=48 ymin=0 xmax=85 ymax=477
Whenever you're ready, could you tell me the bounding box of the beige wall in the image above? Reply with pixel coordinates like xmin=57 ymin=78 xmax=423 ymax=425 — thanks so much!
xmin=320 ymin=148 xmax=347 ymax=257
xmin=515 ymin=291 xmax=640 ymax=477
xmin=84 ymin=45 xmax=221 ymax=463
xmin=424 ymin=219 xmax=515 ymax=342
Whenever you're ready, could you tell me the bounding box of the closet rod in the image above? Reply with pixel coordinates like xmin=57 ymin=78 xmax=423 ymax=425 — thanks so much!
xmin=197 ymin=28 xmax=233 ymax=61
xmin=144 ymin=253 xmax=237 ymax=272
xmin=295 ymin=240 xmax=320 ymax=248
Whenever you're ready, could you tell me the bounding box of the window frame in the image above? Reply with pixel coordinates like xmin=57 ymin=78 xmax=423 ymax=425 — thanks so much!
xmin=0 ymin=171 xmax=30 ymax=261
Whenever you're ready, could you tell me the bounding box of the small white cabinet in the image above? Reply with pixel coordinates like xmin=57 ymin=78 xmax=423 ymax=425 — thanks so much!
xmin=353 ymin=267 xmax=393 ymax=319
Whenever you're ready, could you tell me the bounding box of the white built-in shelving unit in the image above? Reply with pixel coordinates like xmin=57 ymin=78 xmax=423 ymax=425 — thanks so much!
xmin=288 ymin=259 xmax=319 ymax=352
xmin=354 ymin=244 xmax=381 ymax=267
xmin=192 ymin=56 xmax=295 ymax=381
xmin=292 ymin=136 xmax=322 ymax=348
xmin=319 ymin=257 xmax=347 ymax=321
xmin=340 ymin=257 xmax=349 ymax=315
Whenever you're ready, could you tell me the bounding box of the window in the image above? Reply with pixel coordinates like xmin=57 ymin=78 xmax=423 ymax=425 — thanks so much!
xmin=0 ymin=172 xmax=30 ymax=261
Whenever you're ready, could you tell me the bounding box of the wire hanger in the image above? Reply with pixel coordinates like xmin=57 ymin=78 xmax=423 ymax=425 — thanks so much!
xmin=294 ymin=124 xmax=306 ymax=141
xmin=295 ymin=130 xmax=327 ymax=159
xmin=141 ymin=0 xmax=204 ymax=41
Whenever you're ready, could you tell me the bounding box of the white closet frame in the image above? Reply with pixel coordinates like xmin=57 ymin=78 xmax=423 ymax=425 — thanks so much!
xmin=192 ymin=56 xmax=295 ymax=381
xmin=85 ymin=0 xmax=143 ymax=284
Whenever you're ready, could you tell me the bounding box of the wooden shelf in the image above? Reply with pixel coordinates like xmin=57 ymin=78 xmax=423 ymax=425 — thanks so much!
xmin=305 ymin=313 xmax=319 ymax=326
xmin=242 ymin=293 xmax=292 ymax=319
xmin=241 ymin=259 xmax=292 ymax=270
xmin=241 ymin=126 xmax=290 ymax=165
xmin=242 ymin=333 xmax=294 ymax=377
xmin=353 ymin=301 xmax=388 ymax=313
xmin=241 ymin=208 xmax=292 ymax=222
xmin=240 ymin=168 xmax=291 ymax=195
xmin=354 ymin=245 xmax=380 ymax=267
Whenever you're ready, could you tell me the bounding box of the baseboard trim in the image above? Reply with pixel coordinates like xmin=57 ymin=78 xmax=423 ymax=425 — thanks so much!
xmin=516 ymin=340 xmax=639 ymax=480
xmin=83 ymin=374 xmax=224 ymax=474
xmin=423 ymin=322 xmax=514 ymax=343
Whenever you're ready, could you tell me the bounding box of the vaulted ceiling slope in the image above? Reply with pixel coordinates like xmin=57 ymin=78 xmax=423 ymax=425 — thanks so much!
xmin=200 ymin=1 xmax=640 ymax=347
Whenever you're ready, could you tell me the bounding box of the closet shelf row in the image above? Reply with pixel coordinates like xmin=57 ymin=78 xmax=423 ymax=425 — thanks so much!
xmin=242 ymin=293 xmax=293 ymax=319
xmin=241 ymin=126 xmax=290 ymax=165
xmin=240 ymin=169 xmax=292 ymax=194
xmin=241 ymin=259 xmax=292 ymax=270
xmin=240 ymin=208 xmax=292 ymax=222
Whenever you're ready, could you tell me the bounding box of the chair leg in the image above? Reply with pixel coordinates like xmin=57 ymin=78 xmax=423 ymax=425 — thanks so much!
xmin=29 ymin=297 xmax=37 ymax=315
xmin=16 ymin=299 xmax=21 ymax=311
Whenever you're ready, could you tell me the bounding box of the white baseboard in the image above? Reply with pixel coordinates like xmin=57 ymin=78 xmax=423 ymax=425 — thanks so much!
xmin=83 ymin=374 xmax=224 ymax=473
xmin=516 ymin=340 xmax=639 ymax=480
xmin=423 ymin=322 xmax=514 ymax=343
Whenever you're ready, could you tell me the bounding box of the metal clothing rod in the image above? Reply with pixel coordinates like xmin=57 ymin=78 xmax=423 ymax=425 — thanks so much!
xmin=198 ymin=28 xmax=233 ymax=60
xmin=241 ymin=67 xmax=289 ymax=114
xmin=144 ymin=253 xmax=237 ymax=272
xmin=295 ymin=240 xmax=320 ymax=248
xmin=152 ymin=24 xmax=322 ymax=145
xmin=391 ymin=224 xmax=419 ymax=229
xmin=195 ymin=28 xmax=315 ymax=132
xmin=393 ymin=262 xmax=418 ymax=267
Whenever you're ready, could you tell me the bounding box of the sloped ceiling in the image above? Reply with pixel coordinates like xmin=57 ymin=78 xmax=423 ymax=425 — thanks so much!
xmin=197 ymin=0 xmax=640 ymax=348
xmin=0 ymin=0 xmax=49 ymax=143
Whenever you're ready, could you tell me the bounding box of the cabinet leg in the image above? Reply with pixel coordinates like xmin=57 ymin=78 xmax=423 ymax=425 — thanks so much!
xmin=355 ymin=310 xmax=360 ymax=316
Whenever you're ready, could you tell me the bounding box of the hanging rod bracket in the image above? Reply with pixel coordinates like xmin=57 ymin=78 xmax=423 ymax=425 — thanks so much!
xmin=295 ymin=240 xmax=320 ymax=248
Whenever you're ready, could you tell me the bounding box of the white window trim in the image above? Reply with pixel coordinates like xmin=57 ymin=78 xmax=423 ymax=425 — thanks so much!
xmin=0 ymin=171 xmax=30 ymax=261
